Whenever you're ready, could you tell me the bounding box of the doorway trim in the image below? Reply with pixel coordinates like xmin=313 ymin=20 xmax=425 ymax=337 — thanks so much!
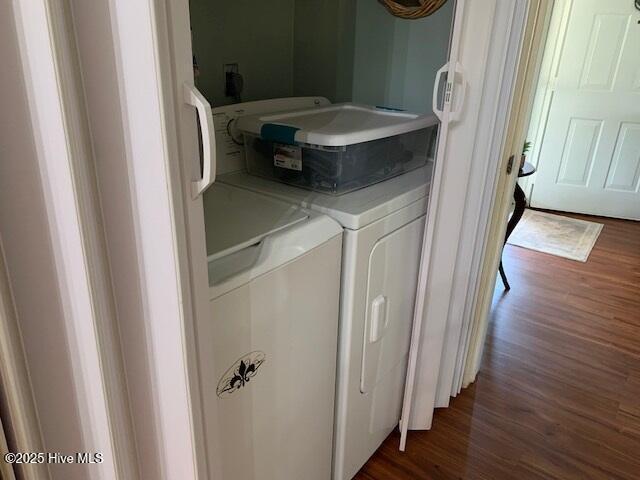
xmin=461 ymin=0 xmax=556 ymax=386
xmin=520 ymin=0 xmax=569 ymax=201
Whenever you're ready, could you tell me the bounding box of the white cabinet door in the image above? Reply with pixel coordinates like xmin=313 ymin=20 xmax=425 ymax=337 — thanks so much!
xmin=531 ymin=0 xmax=640 ymax=219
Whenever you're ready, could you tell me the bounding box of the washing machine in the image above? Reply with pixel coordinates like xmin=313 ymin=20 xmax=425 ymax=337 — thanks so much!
xmin=220 ymin=164 xmax=432 ymax=479
xmin=199 ymin=182 xmax=342 ymax=480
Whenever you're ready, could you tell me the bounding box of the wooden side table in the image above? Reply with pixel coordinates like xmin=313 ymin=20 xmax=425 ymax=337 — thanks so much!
xmin=499 ymin=161 xmax=536 ymax=290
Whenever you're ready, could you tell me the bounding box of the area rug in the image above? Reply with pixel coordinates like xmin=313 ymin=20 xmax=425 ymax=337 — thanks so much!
xmin=507 ymin=209 xmax=603 ymax=262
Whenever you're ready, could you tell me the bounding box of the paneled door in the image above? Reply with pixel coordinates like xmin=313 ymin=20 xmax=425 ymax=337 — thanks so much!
xmin=530 ymin=0 xmax=640 ymax=219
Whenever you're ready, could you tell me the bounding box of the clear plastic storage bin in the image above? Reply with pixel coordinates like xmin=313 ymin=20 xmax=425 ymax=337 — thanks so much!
xmin=237 ymin=103 xmax=439 ymax=195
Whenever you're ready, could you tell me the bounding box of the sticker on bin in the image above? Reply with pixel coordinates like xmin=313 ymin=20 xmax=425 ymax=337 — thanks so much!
xmin=274 ymin=144 xmax=302 ymax=171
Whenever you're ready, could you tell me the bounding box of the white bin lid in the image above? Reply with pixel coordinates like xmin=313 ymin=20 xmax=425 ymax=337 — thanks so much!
xmin=236 ymin=103 xmax=438 ymax=147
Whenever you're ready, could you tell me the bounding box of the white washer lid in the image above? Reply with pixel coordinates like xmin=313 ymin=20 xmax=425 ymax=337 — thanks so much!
xmin=218 ymin=164 xmax=433 ymax=230
xmin=203 ymin=183 xmax=310 ymax=260
xmin=204 ymin=183 xmax=342 ymax=298
xmin=236 ymin=103 xmax=438 ymax=147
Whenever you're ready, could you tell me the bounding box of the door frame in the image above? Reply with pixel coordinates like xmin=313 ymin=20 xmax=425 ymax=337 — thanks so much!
xmin=443 ymin=0 xmax=545 ymax=404
xmin=520 ymin=0 xmax=569 ymax=201
xmin=461 ymin=0 xmax=556 ymax=386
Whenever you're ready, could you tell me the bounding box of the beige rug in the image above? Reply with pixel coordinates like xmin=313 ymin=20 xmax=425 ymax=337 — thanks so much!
xmin=507 ymin=209 xmax=603 ymax=262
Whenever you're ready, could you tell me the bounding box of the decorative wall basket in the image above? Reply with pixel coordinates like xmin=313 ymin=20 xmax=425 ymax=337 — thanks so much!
xmin=378 ymin=0 xmax=448 ymax=19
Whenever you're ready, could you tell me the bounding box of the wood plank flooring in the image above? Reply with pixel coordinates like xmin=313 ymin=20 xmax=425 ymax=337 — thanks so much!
xmin=355 ymin=212 xmax=640 ymax=480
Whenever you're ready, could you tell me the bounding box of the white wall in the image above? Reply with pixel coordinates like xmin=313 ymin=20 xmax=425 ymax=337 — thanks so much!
xmin=351 ymin=0 xmax=454 ymax=114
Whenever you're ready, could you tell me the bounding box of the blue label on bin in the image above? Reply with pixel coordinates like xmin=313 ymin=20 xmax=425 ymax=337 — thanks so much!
xmin=260 ymin=123 xmax=300 ymax=145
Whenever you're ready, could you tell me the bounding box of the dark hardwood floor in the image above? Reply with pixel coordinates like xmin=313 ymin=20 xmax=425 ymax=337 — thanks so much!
xmin=355 ymin=212 xmax=640 ymax=480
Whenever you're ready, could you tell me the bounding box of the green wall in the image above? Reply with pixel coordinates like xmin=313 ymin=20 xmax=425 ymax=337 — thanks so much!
xmin=351 ymin=0 xmax=454 ymax=114
xmin=190 ymin=0 xmax=295 ymax=106
xmin=190 ymin=0 xmax=454 ymax=113
xmin=292 ymin=0 xmax=356 ymax=103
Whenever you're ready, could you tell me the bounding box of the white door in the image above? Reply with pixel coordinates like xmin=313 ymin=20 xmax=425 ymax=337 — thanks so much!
xmin=530 ymin=0 xmax=640 ymax=219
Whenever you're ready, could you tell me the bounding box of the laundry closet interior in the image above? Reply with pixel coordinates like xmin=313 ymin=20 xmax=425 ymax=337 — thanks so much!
xmin=180 ymin=1 xmax=456 ymax=479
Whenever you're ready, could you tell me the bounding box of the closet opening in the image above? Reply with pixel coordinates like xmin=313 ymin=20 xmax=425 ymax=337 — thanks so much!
xmin=184 ymin=1 xmax=455 ymax=479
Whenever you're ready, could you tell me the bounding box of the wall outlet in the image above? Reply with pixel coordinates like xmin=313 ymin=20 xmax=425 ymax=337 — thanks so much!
xmin=224 ymin=63 xmax=239 ymax=75
xmin=224 ymin=63 xmax=243 ymax=99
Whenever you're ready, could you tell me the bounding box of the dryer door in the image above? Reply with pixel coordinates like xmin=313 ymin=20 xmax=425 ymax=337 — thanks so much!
xmin=360 ymin=215 xmax=425 ymax=398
